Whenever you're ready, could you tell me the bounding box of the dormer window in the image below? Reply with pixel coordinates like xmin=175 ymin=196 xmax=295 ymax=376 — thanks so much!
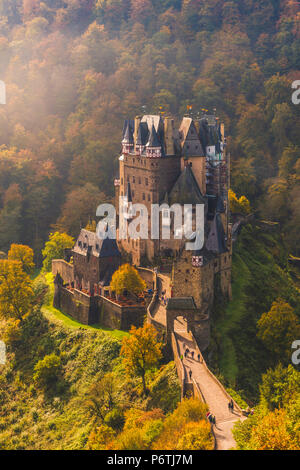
xmin=78 ymin=241 xmax=82 ymax=247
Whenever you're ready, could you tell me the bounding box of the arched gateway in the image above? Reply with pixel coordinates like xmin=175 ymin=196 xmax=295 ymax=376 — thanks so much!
xmin=166 ymin=297 xmax=201 ymax=346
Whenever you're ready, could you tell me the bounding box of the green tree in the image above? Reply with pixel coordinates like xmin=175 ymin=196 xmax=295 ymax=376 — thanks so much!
xmin=33 ymin=353 xmax=62 ymax=390
xmin=257 ymin=299 xmax=300 ymax=363
xmin=42 ymin=232 xmax=74 ymax=272
xmin=259 ymin=364 xmax=300 ymax=412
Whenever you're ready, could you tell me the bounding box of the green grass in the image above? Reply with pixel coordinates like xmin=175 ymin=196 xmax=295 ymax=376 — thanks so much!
xmin=41 ymin=272 xmax=128 ymax=340
xmin=215 ymin=255 xmax=251 ymax=385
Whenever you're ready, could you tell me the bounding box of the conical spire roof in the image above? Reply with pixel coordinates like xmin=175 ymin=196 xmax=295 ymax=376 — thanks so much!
xmin=168 ymin=165 xmax=206 ymax=206
xmin=206 ymin=213 xmax=227 ymax=254
xmin=122 ymin=121 xmax=134 ymax=144
xmin=146 ymin=123 xmax=161 ymax=148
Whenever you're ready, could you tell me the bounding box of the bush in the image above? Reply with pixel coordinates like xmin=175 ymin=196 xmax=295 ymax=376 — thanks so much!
xmin=33 ymin=354 xmax=62 ymax=390
xmin=104 ymin=408 xmax=125 ymax=431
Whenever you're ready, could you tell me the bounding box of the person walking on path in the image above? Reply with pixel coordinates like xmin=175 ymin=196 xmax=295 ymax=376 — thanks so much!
xmin=189 ymin=369 xmax=192 ymax=380
xmin=186 ymin=348 xmax=190 ymax=357
xmin=191 ymin=351 xmax=194 ymax=360
xmin=197 ymin=353 xmax=200 ymax=362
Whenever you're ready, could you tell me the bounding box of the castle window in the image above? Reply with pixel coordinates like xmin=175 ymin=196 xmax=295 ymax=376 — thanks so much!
xmin=139 ymin=177 xmax=141 ymax=184
xmin=83 ymin=243 xmax=87 ymax=249
xmin=148 ymin=194 xmax=151 ymax=201
xmin=127 ymin=176 xmax=129 ymax=182
xmin=145 ymin=178 xmax=148 ymax=186
xmin=133 ymin=158 xmax=135 ymax=163
xmin=186 ymin=269 xmax=190 ymax=274
xmin=132 ymin=190 xmax=135 ymax=197
xmin=121 ymin=178 xmax=123 ymax=185
xmin=133 ymin=176 xmax=135 ymax=183
xmin=143 ymin=193 xmax=145 ymax=200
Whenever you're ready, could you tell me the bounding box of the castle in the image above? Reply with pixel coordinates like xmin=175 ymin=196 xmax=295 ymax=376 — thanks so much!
xmin=52 ymin=113 xmax=231 ymax=346
xmin=115 ymin=114 xmax=232 ymax=313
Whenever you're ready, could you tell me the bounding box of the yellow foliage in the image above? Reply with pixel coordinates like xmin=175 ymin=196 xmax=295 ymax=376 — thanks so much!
xmin=250 ymin=409 xmax=297 ymax=450
xmin=110 ymin=264 xmax=146 ymax=296
xmin=152 ymin=398 xmax=212 ymax=450
xmin=0 ymin=260 xmax=34 ymax=321
xmin=176 ymin=421 xmax=213 ymax=450
xmin=8 ymin=244 xmax=35 ymax=275
xmin=2 ymin=318 xmax=21 ymax=345
xmin=86 ymin=424 xmax=116 ymax=450
xmin=121 ymin=324 xmax=162 ymax=394
xmin=229 ymin=189 xmax=251 ymax=215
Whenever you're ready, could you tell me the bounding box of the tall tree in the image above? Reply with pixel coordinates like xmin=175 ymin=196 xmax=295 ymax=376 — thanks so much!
xmin=121 ymin=324 xmax=162 ymax=395
xmin=0 ymin=259 xmax=34 ymax=322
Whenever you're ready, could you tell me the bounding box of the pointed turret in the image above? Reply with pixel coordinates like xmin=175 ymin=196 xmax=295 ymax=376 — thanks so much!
xmin=146 ymin=123 xmax=162 ymax=158
xmin=122 ymin=121 xmax=134 ymax=154
xmin=206 ymin=213 xmax=227 ymax=254
xmin=168 ymin=164 xmax=206 ymax=206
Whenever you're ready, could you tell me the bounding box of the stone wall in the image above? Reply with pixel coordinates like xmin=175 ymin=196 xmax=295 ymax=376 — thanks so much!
xmin=99 ymin=296 xmax=146 ymax=330
xmin=54 ymin=284 xmax=145 ymax=329
xmin=52 ymin=260 xmax=74 ymax=285
xmin=57 ymin=287 xmax=95 ymax=325
xmin=172 ymin=254 xmax=215 ymax=312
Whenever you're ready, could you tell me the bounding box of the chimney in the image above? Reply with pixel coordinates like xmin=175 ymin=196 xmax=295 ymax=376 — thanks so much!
xmin=134 ymin=115 xmax=142 ymax=152
xmin=164 ymin=117 xmax=175 ymax=156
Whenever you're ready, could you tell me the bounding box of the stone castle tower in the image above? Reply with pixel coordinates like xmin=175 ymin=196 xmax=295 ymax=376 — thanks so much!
xmin=114 ymin=113 xmax=232 ymax=315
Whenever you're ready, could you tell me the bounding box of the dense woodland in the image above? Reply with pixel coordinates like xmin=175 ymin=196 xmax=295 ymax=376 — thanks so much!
xmin=0 ymin=0 xmax=299 ymax=261
xmin=0 ymin=0 xmax=299 ymax=451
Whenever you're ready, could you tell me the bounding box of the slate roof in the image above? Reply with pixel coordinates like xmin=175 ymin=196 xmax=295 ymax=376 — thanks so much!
xmin=122 ymin=121 xmax=134 ymax=144
xmin=179 ymin=117 xmax=205 ymax=157
xmin=206 ymin=213 xmax=227 ymax=254
xmin=136 ymin=122 xmax=149 ymax=146
xmin=73 ymin=229 xmax=121 ymax=259
xmin=146 ymin=123 xmax=161 ymax=148
xmin=166 ymin=297 xmax=197 ymax=310
xmin=168 ymin=165 xmax=206 ymax=206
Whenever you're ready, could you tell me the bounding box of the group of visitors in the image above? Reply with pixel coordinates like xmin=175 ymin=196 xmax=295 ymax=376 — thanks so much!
xmin=183 ymin=343 xmax=202 ymax=362
xmin=206 ymin=411 xmax=216 ymax=425
xmin=160 ymin=290 xmax=167 ymax=306
xmin=228 ymin=399 xmax=234 ymax=413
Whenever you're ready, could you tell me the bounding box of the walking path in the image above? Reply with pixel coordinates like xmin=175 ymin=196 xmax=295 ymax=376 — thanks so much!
xmin=150 ymin=275 xmax=245 ymax=450
xmin=175 ymin=324 xmax=245 ymax=450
